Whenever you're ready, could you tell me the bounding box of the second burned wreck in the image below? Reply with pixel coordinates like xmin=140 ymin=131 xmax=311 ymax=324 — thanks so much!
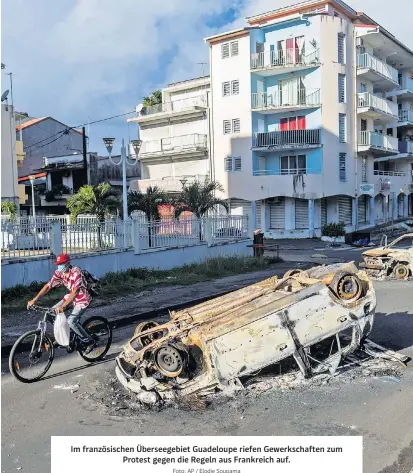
xmin=116 ymin=263 xmax=376 ymax=400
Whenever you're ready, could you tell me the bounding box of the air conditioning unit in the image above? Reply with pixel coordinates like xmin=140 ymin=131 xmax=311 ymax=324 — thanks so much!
xmin=356 ymin=37 xmax=364 ymax=47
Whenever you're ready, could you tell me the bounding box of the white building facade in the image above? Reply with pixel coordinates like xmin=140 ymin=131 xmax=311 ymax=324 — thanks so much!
xmin=129 ymin=76 xmax=211 ymax=194
xmin=205 ymin=0 xmax=413 ymax=238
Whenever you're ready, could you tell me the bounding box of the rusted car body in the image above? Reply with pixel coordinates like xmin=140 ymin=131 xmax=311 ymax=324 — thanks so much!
xmin=116 ymin=263 xmax=376 ymax=399
xmin=360 ymin=233 xmax=413 ymax=280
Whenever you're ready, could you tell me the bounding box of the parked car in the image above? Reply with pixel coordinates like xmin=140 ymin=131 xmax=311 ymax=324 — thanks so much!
xmin=116 ymin=262 xmax=376 ymax=399
xmin=360 ymin=233 xmax=413 ymax=280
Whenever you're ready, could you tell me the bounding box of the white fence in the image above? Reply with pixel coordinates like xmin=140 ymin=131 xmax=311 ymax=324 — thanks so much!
xmin=140 ymin=94 xmax=207 ymax=116
xmin=357 ymin=53 xmax=398 ymax=84
xmin=357 ymin=92 xmax=398 ymax=118
xmin=358 ymin=131 xmax=399 ymax=152
xmin=1 ymin=215 xmax=250 ymax=260
xmin=140 ymin=133 xmax=207 ymax=155
xmin=251 ymin=89 xmax=320 ymax=110
xmin=250 ymin=48 xmax=320 ymax=70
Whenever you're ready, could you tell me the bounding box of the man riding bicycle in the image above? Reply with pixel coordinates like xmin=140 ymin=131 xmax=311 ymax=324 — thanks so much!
xmin=27 ymin=253 xmax=96 ymax=354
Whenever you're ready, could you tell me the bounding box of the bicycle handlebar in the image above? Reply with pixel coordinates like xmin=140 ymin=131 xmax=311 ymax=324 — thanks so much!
xmin=29 ymin=304 xmax=55 ymax=313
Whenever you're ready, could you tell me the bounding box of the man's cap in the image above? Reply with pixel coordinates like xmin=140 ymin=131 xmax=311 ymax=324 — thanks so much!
xmin=54 ymin=253 xmax=71 ymax=265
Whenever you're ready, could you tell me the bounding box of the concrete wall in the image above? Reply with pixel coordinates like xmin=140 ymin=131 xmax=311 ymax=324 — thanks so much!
xmin=1 ymin=240 xmax=252 ymax=290
xmin=1 ymin=105 xmax=19 ymax=204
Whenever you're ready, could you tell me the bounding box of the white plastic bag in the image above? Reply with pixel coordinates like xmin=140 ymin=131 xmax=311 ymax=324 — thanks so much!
xmin=54 ymin=312 xmax=70 ymax=346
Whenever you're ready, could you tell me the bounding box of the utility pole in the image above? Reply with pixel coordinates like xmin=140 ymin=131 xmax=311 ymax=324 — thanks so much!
xmin=82 ymin=126 xmax=88 ymax=186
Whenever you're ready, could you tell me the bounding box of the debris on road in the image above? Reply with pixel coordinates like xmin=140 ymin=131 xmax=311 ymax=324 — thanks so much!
xmin=115 ymin=262 xmax=377 ymax=403
xmin=360 ymin=233 xmax=413 ymax=280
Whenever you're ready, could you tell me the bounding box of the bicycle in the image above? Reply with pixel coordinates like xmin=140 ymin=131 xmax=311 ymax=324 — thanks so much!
xmin=9 ymin=305 xmax=112 ymax=383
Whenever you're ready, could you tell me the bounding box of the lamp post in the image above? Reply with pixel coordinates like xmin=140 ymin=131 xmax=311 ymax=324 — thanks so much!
xmin=28 ymin=175 xmax=37 ymax=246
xmin=102 ymin=138 xmax=142 ymax=246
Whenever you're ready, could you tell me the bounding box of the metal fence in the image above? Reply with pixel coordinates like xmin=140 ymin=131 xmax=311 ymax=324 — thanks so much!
xmin=253 ymin=129 xmax=321 ymax=148
xmin=1 ymin=215 xmax=249 ymax=260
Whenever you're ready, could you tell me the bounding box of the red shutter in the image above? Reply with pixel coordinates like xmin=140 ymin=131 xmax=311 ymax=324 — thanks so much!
xmin=286 ymin=38 xmax=294 ymax=64
xmin=295 ymin=38 xmax=299 ymax=63
xmin=280 ymin=118 xmax=288 ymax=131
xmin=297 ymin=116 xmax=306 ymax=130
xmin=289 ymin=117 xmax=297 ymax=130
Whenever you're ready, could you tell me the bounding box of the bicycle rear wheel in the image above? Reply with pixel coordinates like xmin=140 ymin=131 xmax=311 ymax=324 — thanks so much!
xmin=9 ymin=330 xmax=54 ymax=383
xmin=78 ymin=316 xmax=112 ymax=362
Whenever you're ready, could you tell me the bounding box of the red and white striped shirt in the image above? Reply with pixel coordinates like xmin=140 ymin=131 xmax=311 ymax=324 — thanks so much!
xmin=48 ymin=266 xmax=91 ymax=310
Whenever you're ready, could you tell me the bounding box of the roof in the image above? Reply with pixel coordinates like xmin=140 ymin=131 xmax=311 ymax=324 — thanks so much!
xmin=205 ymin=27 xmax=249 ymax=44
xmin=167 ymin=75 xmax=210 ymax=88
xmin=16 ymin=116 xmax=84 ymax=134
xmin=18 ymin=172 xmax=46 ymax=182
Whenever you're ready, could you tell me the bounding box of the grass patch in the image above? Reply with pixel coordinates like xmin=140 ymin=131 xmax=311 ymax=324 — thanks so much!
xmin=2 ymin=256 xmax=278 ymax=313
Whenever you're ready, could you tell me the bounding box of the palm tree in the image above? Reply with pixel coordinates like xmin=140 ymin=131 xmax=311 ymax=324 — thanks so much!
xmin=173 ymin=181 xmax=229 ymax=241
xmin=127 ymin=186 xmax=169 ymax=247
xmin=66 ymin=184 xmax=120 ymax=248
xmin=142 ymin=90 xmax=162 ymax=107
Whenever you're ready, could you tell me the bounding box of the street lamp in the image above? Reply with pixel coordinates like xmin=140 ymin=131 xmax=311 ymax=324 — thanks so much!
xmin=28 ymin=175 xmax=37 ymax=245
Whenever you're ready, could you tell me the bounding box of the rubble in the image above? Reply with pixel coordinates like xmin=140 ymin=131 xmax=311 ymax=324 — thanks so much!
xmin=115 ymin=262 xmax=379 ymax=401
xmin=360 ymin=233 xmax=413 ymax=280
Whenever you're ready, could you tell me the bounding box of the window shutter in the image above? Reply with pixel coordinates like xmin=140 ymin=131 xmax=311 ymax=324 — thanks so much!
xmin=338 ymin=33 xmax=345 ymax=64
xmin=230 ymin=41 xmax=239 ymax=56
xmin=222 ymin=81 xmax=231 ymax=97
xmin=339 ymin=114 xmax=346 ymax=143
xmin=231 ymin=80 xmax=240 ymax=95
xmin=221 ymin=43 xmax=229 ymax=59
xmin=361 ymin=158 xmax=367 ymax=183
xmin=223 ymin=120 xmax=231 ymax=134
xmin=234 ymin=157 xmax=242 ymax=171
xmin=232 ymin=118 xmax=240 ymax=133
xmin=338 ymin=74 xmax=345 ymax=102
xmin=339 ymin=153 xmax=347 ymax=181
xmin=225 ymin=157 xmax=232 ymax=171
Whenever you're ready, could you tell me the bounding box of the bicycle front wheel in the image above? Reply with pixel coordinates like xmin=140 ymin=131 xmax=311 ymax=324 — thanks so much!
xmin=9 ymin=330 xmax=55 ymax=383
xmin=78 ymin=316 xmax=112 ymax=362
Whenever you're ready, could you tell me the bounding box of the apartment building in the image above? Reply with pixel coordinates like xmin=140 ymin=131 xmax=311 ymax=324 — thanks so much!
xmin=205 ymin=0 xmax=413 ymax=237
xmin=128 ymin=76 xmax=211 ymax=194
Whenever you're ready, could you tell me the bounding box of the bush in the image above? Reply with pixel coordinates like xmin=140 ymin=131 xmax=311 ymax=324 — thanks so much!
xmin=321 ymin=222 xmax=346 ymax=237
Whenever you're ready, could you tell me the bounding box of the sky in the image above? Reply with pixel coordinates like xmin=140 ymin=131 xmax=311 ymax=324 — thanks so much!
xmin=2 ymin=0 xmax=412 ymax=155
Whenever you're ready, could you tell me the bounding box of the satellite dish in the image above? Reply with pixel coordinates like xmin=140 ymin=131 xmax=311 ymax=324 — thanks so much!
xmin=1 ymin=90 xmax=9 ymax=102
xmin=136 ymin=103 xmax=143 ymax=113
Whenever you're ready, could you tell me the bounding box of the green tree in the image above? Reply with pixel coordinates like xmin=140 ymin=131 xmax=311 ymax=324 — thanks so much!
xmin=142 ymin=90 xmax=162 ymax=107
xmin=1 ymin=201 xmax=18 ymax=222
xmin=173 ymin=180 xmax=228 ymax=219
xmin=127 ymin=186 xmax=169 ymax=247
xmin=66 ymin=184 xmax=120 ymax=247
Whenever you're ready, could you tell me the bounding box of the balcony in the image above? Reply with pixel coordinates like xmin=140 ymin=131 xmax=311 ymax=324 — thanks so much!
xmin=357 ymin=93 xmax=398 ymax=123
xmin=252 ymin=129 xmax=321 ymax=152
xmin=250 ymin=48 xmax=320 ymax=76
xmin=358 ymin=131 xmax=399 ymax=157
xmin=357 ymin=53 xmax=399 ymax=89
xmin=251 ymin=89 xmax=321 ymax=114
xmin=253 ymin=168 xmax=321 ymax=176
xmin=398 ymin=109 xmax=413 ymax=126
xmin=386 ymin=76 xmax=413 ymax=100
xmin=132 ymin=175 xmax=207 ymax=193
xmin=398 ymin=140 xmax=413 ymax=156
xmin=131 ymin=95 xmax=207 ymax=125
xmin=139 ymin=134 xmax=208 ymax=161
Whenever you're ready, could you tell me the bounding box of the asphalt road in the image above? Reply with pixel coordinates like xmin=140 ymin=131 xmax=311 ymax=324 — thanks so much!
xmin=1 ymin=280 xmax=413 ymax=473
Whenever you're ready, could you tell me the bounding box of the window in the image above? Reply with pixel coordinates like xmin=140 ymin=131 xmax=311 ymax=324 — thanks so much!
xmin=387 ymin=128 xmax=393 ymax=136
xmin=339 ymin=114 xmax=346 ymax=143
xmin=225 ymin=157 xmax=241 ymax=172
xmin=360 ymin=82 xmax=367 ymax=93
xmin=230 ymin=41 xmax=239 ymax=56
xmin=280 ymin=116 xmax=306 ymax=131
xmin=361 ymin=158 xmax=367 ymax=183
xmin=361 ymin=119 xmax=367 ymax=132
xmin=339 ymin=153 xmax=347 ymax=182
xmin=223 ymin=119 xmax=240 ymax=134
xmin=338 ymin=33 xmax=345 ymax=64
xmin=221 ymin=43 xmax=230 ymax=59
xmin=232 ymin=118 xmax=241 ymax=133
xmin=223 ymin=120 xmax=231 ymax=134
xmin=281 ymin=155 xmax=307 ymax=175
xmin=222 ymin=81 xmax=231 ymax=97
xmin=231 ymin=80 xmax=239 ymax=95
xmin=338 ymin=74 xmax=346 ymax=102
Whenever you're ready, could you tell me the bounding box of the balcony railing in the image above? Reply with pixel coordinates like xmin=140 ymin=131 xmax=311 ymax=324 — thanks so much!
xmin=374 ymin=170 xmax=406 ymax=177
xmin=253 ymin=168 xmax=321 ymax=176
xmin=358 ymin=131 xmax=399 ymax=152
xmin=357 ymin=53 xmax=398 ymax=84
xmin=357 ymin=92 xmax=398 ymax=117
xmin=135 ymin=175 xmax=207 ymax=193
xmin=251 ymin=89 xmax=320 ymax=110
xmin=253 ymin=129 xmax=321 ymax=148
xmin=140 ymin=95 xmax=207 ymax=117
xmin=399 ymin=109 xmax=413 ymax=123
xmin=251 ymin=48 xmax=320 ymax=70
xmin=140 ymin=133 xmax=208 ymax=155
xmin=399 ymin=140 xmax=413 ymax=154
xmin=399 ymin=75 xmax=413 ymax=91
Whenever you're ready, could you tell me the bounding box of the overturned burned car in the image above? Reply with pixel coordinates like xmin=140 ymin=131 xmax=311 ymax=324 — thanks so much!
xmin=116 ymin=263 xmax=376 ymax=400
xmin=360 ymin=233 xmax=413 ymax=280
